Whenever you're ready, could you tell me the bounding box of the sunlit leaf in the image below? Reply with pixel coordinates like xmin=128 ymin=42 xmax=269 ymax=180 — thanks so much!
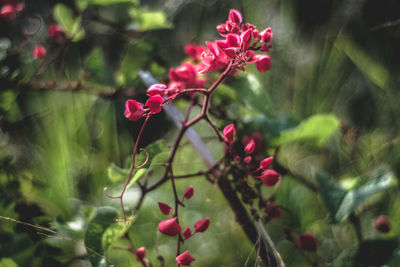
xmin=53 ymin=4 xmax=85 ymax=42
xmin=129 ymin=8 xmax=172 ymax=31
xmin=0 ymin=258 xmax=17 ymax=267
xmin=102 ymin=217 xmax=134 ymax=252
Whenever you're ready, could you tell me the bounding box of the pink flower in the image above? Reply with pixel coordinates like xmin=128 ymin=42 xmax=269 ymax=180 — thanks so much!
xmin=135 ymin=246 xmax=147 ymax=262
xmin=0 ymin=4 xmax=15 ymax=20
xmin=228 ymin=9 xmax=242 ymax=24
xmin=147 ymin=83 xmax=167 ymax=97
xmin=216 ymin=23 xmax=229 ymax=37
xmin=48 ymin=24 xmax=65 ymax=43
xmin=198 ymin=41 xmax=220 ymax=74
xmin=158 ymin=202 xmax=172 ymax=215
xmin=124 ymin=99 xmax=144 ymax=121
xmin=223 ymin=124 xmax=236 ymax=144
xmin=176 ymin=250 xmax=195 ymax=266
xmin=184 ymin=44 xmax=205 ymax=62
xmin=194 ymin=217 xmax=210 ymax=233
xmin=260 ymin=27 xmax=273 ymax=43
xmin=242 ymin=132 xmax=263 ymax=155
xmin=258 ymin=169 xmax=280 ymax=186
xmin=266 ymin=203 xmax=281 ymax=219
xmin=244 ymin=156 xmax=252 ymax=163
xmin=158 ymin=217 xmax=181 ymax=236
xmin=257 ymin=157 xmax=274 ymax=171
xmin=374 ymin=215 xmax=391 ymax=233
xmin=183 ymin=226 xmax=192 ymax=239
xmin=255 ymin=54 xmax=271 ymax=72
xmin=32 ymin=45 xmax=46 ymax=59
xmin=145 ymin=95 xmax=163 ymax=114
xmin=183 ymin=185 xmax=194 ymax=200
xmin=296 ymin=233 xmax=317 ymax=252
xmin=244 ymin=139 xmax=255 ymax=154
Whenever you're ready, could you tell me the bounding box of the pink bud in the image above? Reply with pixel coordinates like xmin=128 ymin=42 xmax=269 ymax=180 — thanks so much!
xmin=266 ymin=203 xmax=281 ymax=219
xmin=244 ymin=139 xmax=255 ymax=154
xmin=223 ymin=47 xmax=237 ymax=58
xmin=260 ymin=27 xmax=273 ymax=43
xmin=228 ymin=9 xmax=242 ymax=24
xmin=240 ymin=29 xmax=253 ymax=51
xmin=258 ymin=169 xmax=280 ymax=187
xmin=48 ymin=24 xmax=65 ymax=42
xmin=194 ymin=217 xmax=210 ymax=233
xmin=255 ymin=55 xmax=271 ymax=72
xmin=242 ymin=132 xmax=263 ymax=155
xmin=183 ymin=226 xmax=192 ymax=239
xmin=183 ymin=185 xmax=194 ymax=200
xmin=32 ymin=45 xmax=46 ymax=59
xmin=217 ymin=23 xmax=229 ymax=37
xmin=145 ymin=95 xmax=164 ymax=114
xmin=296 ymin=233 xmax=317 ymax=252
xmin=147 ymin=83 xmax=167 ymax=97
xmin=124 ymin=99 xmax=144 ymax=121
xmin=244 ymin=156 xmax=252 ymax=163
xmin=0 ymin=4 xmax=16 ymax=20
xmin=158 ymin=202 xmax=172 ymax=215
xmin=158 ymin=217 xmax=181 ymax=236
xmin=223 ymin=124 xmax=236 ymax=144
xmin=176 ymin=250 xmax=195 ymax=266
xmin=135 ymin=246 xmax=147 ymax=262
xmin=226 ymin=34 xmax=240 ymax=48
xmin=374 ymin=215 xmax=391 ymax=233
xmin=258 ymin=157 xmax=274 ymax=170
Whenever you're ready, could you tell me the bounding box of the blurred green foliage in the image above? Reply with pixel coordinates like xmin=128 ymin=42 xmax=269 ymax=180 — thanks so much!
xmin=1 ymin=0 xmax=400 ymax=266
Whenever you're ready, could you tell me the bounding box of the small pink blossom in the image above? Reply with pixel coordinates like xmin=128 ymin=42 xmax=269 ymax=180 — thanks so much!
xmin=183 ymin=185 xmax=194 ymax=200
xmin=260 ymin=27 xmax=273 ymax=43
xmin=258 ymin=157 xmax=274 ymax=171
xmin=135 ymin=246 xmax=147 ymax=262
xmin=145 ymin=95 xmax=163 ymax=114
xmin=244 ymin=139 xmax=255 ymax=154
xmin=242 ymin=133 xmax=263 ymax=155
xmin=223 ymin=124 xmax=236 ymax=144
xmin=258 ymin=169 xmax=280 ymax=187
xmin=0 ymin=4 xmax=15 ymax=20
xmin=194 ymin=217 xmax=210 ymax=233
xmin=32 ymin=45 xmax=46 ymax=59
xmin=48 ymin=24 xmax=65 ymax=43
xmin=183 ymin=226 xmax=192 ymax=239
xmin=176 ymin=250 xmax=195 ymax=266
xmin=147 ymin=83 xmax=167 ymax=97
xmin=158 ymin=217 xmax=181 ymax=236
xmin=124 ymin=99 xmax=144 ymax=121
xmin=228 ymin=9 xmax=242 ymax=24
xmin=255 ymin=54 xmax=271 ymax=72
xmin=157 ymin=202 xmax=172 ymax=215
xmin=244 ymin=156 xmax=252 ymax=163
xmin=296 ymin=233 xmax=317 ymax=252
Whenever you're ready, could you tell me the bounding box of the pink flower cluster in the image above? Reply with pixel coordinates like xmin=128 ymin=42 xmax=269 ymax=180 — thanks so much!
xmin=157 ymin=185 xmax=209 ymax=265
xmin=0 ymin=0 xmax=24 ymax=21
xmin=223 ymin=124 xmax=281 ymax=187
xmin=198 ymin=9 xmax=272 ymax=73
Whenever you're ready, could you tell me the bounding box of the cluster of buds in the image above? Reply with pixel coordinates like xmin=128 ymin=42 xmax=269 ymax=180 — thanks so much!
xmin=0 ymin=0 xmax=24 ymax=21
xmin=198 ymin=9 xmax=272 ymax=73
xmin=223 ymin=124 xmax=281 ymax=187
xmin=32 ymin=24 xmax=66 ymax=60
xmin=157 ymin=186 xmax=209 ymax=265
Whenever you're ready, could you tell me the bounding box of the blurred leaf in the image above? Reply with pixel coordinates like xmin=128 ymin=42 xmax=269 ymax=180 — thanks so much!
xmin=0 ymin=258 xmax=17 ymax=267
xmin=53 ymin=4 xmax=85 ymax=42
xmin=335 ymin=36 xmax=389 ymax=90
xmin=85 ymin=207 xmax=118 ymax=265
xmin=316 ymin=169 xmax=395 ymax=223
xmin=333 ymin=239 xmax=399 ymax=267
xmin=84 ymin=47 xmax=114 ymax=87
xmin=272 ymin=114 xmax=339 ymax=146
xmin=129 ymin=8 xmax=172 ymax=31
xmin=107 ymin=163 xmax=129 ymax=183
xmin=228 ymin=74 xmax=275 ymax=116
xmin=102 ymin=217 xmax=134 ymax=252
xmin=127 ymin=168 xmax=147 ymax=188
xmin=87 ymin=0 xmax=138 ymax=6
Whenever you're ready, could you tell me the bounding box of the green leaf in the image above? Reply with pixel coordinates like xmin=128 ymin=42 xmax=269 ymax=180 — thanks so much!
xmin=107 ymin=163 xmax=130 ymax=183
xmin=53 ymin=4 xmax=85 ymax=42
xmin=84 ymin=207 xmax=118 ymax=265
xmin=316 ymin=168 xmax=395 ymax=223
xmin=129 ymin=8 xmax=172 ymax=31
xmin=89 ymin=0 xmax=137 ymax=5
xmin=102 ymin=217 xmax=134 ymax=252
xmin=272 ymin=114 xmax=339 ymax=146
xmin=0 ymin=258 xmax=17 ymax=267
xmin=127 ymin=168 xmax=147 ymax=189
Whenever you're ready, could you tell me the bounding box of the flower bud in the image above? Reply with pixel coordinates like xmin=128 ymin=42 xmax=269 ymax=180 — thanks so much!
xmin=183 ymin=185 xmax=194 ymax=200
xmin=194 ymin=217 xmax=210 ymax=233
xmin=124 ymin=99 xmax=144 ymax=121
xmin=135 ymin=246 xmax=147 ymax=262
xmin=158 ymin=202 xmax=172 ymax=215
xmin=244 ymin=139 xmax=255 ymax=154
xmin=223 ymin=124 xmax=236 ymax=144
xmin=260 ymin=27 xmax=273 ymax=43
xmin=296 ymin=233 xmax=317 ymax=252
xmin=266 ymin=203 xmax=281 ymax=219
xmin=176 ymin=250 xmax=195 ymax=266
xmin=258 ymin=157 xmax=274 ymax=171
xmin=147 ymin=83 xmax=167 ymax=97
xmin=0 ymin=4 xmax=16 ymax=20
xmin=228 ymin=9 xmax=242 ymax=24
xmin=145 ymin=95 xmax=163 ymax=114
xmin=244 ymin=156 xmax=252 ymax=163
xmin=158 ymin=217 xmax=181 ymax=236
xmin=258 ymin=169 xmax=280 ymax=186
xmin=183 ymin=226 xmax=192 ymax=239
xmin=217 ymin=23 xmax=229 ymax=37
xmin=32 ymin=45 xmax=46 ymax=59
xmin=48 ymin=24 xmax=65 ymax=43
xmin=374 ymin=215 xmax=391 ymax=233
xmin=255 ymin=54 xmax=271 ymax=72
